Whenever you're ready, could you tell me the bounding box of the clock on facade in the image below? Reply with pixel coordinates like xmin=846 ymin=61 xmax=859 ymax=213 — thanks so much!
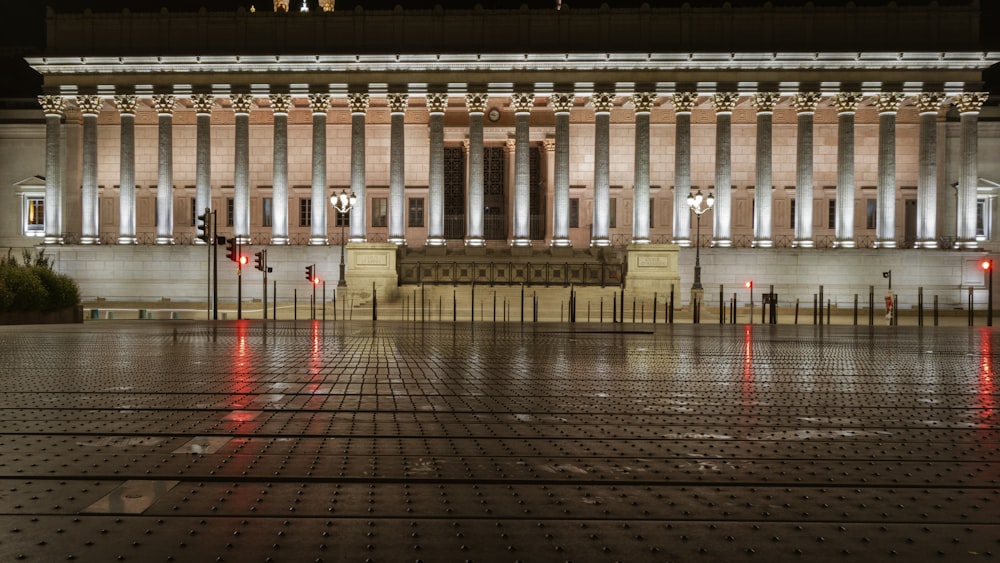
xmin=487 ymin=108 xmax=501 ymax=122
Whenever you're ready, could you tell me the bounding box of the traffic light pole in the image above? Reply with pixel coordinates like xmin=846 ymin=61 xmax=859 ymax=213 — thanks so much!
xmin=237 ymin=240 xmax=243 ymax=320
xmin=212 ymin=211 xmax=218 ymax=320
xmin=262 ymin=250 xmax=268 ymax=320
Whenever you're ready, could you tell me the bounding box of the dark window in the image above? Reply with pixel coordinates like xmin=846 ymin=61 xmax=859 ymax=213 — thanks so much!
xmin=299 ymin=198 xmax=312 ymax=228
xmin=227 ymin=197 xmax=235 ymax=227
xmin=372 ymin=197 xmax=387 ymax=228
xmin=569 ymin=198 xmax=579 ymax=228
xmin=408 ymin=197 xmax=425 ymax=228
xmin=609 ymin=197 xmax=617 ymax=229
xmin=262 ymin=197 xmax=273 ymax=227
xmin=828 ymin=199 xmax=836 ymax=229
xmin=866 ymin=199 xmax=876 ymax=230
xmin=790 ymin=198 xmax=796 ymax=228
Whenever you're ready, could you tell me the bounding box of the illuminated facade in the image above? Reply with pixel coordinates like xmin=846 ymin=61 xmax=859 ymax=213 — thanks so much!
xmin=3 ymin=2 xmax=999 ymax=305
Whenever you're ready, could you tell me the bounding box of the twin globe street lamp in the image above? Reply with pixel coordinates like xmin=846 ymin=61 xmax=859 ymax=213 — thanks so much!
xmin=331 ymin=190 xmax=357 ymax=288
xmin=686 ymin=189 xmax=715 ymax=292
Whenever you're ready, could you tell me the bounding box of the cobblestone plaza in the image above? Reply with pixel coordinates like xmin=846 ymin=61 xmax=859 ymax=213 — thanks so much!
xmin=0 ymin=320 xmax=997 ymax=561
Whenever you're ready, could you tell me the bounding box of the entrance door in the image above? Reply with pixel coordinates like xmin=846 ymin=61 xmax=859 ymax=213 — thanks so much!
xmin=483 ymin=146 xmax=506 ymax=240
xmin=904 ymin=199 xmax=917 ymax=248
xmin=444 ymin=147 xmax=466 ymax=239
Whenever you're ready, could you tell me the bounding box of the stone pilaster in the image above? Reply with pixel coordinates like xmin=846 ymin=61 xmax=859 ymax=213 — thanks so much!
xmin=153 ymin=95 xmax=176 ymax=245
xmin=874 ymin=93 xmax=904 ymax=248
xmin=231 ymin=94 xmax=254 ymax=244
xmin=348 ymin=93 xmax=370 ymax=243
xmin=550 ymin=93 xmax=574 ymax=247
xmin=833 ymin=93 xmax=862 ymax=248
xmin=792 ymin=93 xmax=820 ymax=248
xmin=269 ymin=94 xmax=291 ymax=244
xmin=512 ymin=92 xmax=534 ymax=247
xmin=388 ymin=93 xmax=409 ymax=245
xmin=38 ymin=95 xmax=66 ymax=245
xmin=114 ymin=95 xmax=139 ymax=244
xmin=631 ymin=93 xmax=656 ymax=244
xmin=955 ymin=92 xmax=988 ymax=248
xmin=308 ymin=93 xmax=330 ymax=245
xmin=425 ymin=93 xmax=448 ymax=246
xmin=77 ymin=95 xmax=102 ymax=245
xmin=672 ymin=92 xmax=696 ymax=247
xmin=192 ymin=94 xmax=215 ymax=244
xmin=915 ymin=93 xmax=947 ymax=248
xmin=751 ymin=92 xmax=780 ymax=248
xmin=591 ymin=92 xmax=615 ymax=247
xmin=712 ymin=93 xmax=738 ymax=247
xmin=464 ymin=93 xmax=488 ymax=247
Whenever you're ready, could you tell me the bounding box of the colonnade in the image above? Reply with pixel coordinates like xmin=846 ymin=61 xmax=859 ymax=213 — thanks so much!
xmin=37 ymin=90 xmax=988 ymax=249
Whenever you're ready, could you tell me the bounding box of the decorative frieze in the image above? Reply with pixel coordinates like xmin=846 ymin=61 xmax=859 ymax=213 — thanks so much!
xmin=426 ymin=93 xmax=448 ymax=114
xmin=464 ymin=93 xmax=488 ymax=113
xmin=550 ymin=93 xmax=575 ymax=113
xmin=591 ymin=92 xmax=615 ymax=113
xmin=348 ymin=92 xmax=371 ymax=114
xmin=915 ymin=92 xmax=947 ymax=114
xmin=192 ymin=94 xmax=216 ymax=114
xmin=671 ymin=92 xmax=697 ymax=113
xmin=387 ymin=93 xmax=409 ymax=114
xmin=114 ymin=95 xmax=139 ymax=115
xmin=307 ymin=93 xmax=330 ymax=114
xmin=791 ymin=92 xmax=821 ymax=113
xmin=954 ymin=92 xmax=987 ymax=114
xmin=76 ymin=95 xmax=103 ymax=116
xmin=834 ymin=92 xmax=863 ymax=113
xmin=38 ymin=95 xmax=66 ymax=116
xmin=874 ymin=92 xmax=905 ymax=113
xmin=631 ymin=92 xmax=656 ymax=113
xmin=511 ymin=92 xmax=534 ymax=113
xmin=750 ymin=92 xmax=780 ymax=113
xmin=152 ymin=94 xmax=176 ymax=115
xmin=712 ymin=92 xmax=739 ymax=113
xmin=268 ymin=93 xmax=292 ymax=114
xmin=230 ymin=94 xmax=255 ymax=114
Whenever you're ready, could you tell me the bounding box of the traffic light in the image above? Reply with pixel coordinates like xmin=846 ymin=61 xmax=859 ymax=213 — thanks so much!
xmin=982 ymin=258 xmax=993 ymax=271
xmin=196 ymin=209 xmax=210 ymax=243
xmin=254 ymin=251 xmax=265 ymax=272
xmin=305 ymin=264 xmax=314 ymax=282
xmin=238 ymin=254 xmax=248 ymax=266
xmin=225 ymin=238 xmax=237 ymax=262
xmin=745 ymin=280 xmax=752 ymax=289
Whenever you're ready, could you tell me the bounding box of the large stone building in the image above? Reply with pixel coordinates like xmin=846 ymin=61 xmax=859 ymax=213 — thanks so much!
xmin=3 ymin=0 xmax=999 ymax=313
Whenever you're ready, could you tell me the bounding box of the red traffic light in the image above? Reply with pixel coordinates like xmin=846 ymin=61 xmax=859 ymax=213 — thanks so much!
xmin=745 ymin=281 xmax=753 ymax=289
xmin=312 ymin=276 xmax=321 ymax=286
xmin=982 ymin=259 xmax=992 ymax=271
xmin=238 ymin=255 xmax=248 ymax=265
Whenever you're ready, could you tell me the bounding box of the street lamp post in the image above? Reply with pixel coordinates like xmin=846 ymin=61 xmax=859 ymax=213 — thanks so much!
xmin=331 ymin=190 xmax=357 ymax=288
xmin=686 ymin=189 xmax=715 ymax=291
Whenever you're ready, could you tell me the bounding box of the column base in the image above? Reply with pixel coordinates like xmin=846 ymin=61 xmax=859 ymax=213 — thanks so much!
xmin=155 ymin=236 xmax=175 ymax=245
xmin=672 ymin=238 xmax=692 ymax=248
xmin=236 ymin=236 xmax=252 ymax=245
xmin=959 ymin=240 xmax=981 ymax=250
xmin=511 ymin=238 xmax=532 ymax=248
xmin=271 ymin=236 xmax=290 ymax=246
xmin=915 ymin=239 xmax=938 ymax=249
xmin=832 ymin=240 xmax=856 ymax=249
xmin=549 ymin=238 xmax=571 ymax=248
xmin=43 ymin=235 xmax=63 ymax=245
xmin=464 ymin=238 xmax=486 ymax=247
xmin=589 ymin=238 xmax=610 ymax=248
xmin=388 ymin=236 xmax=406 ymax=245
xmin=117 ymin=236 xmax=137 ymax=245
xmin=308 ymin=237 xmax=328 ymax=246
xmin=791 ymin=239 xmax=814 ymax=248
xmin=873 ymin=240 xmax=896 ymax=249
xmin=751 ymin=239 xmax=773 ymax=248
xmin=80 ymin=236 xmax=100 ymax=245
xmin=426 ymin=237 xmax=446 ymax=247
xmin=712 ymin=239 xmax=732 ymax=248
xmin=631 ymin=237 xmax=650 ymax=245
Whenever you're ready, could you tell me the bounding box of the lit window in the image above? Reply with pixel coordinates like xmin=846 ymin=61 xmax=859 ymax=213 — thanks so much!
xmin=23 ymin=196 xmax=44 ymax=236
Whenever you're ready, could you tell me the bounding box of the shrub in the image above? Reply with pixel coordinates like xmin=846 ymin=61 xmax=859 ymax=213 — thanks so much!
xmin=0 ymin=249 xmax=80 ymax=313
xmin=0 ymin=265 xmax=48 ymax=312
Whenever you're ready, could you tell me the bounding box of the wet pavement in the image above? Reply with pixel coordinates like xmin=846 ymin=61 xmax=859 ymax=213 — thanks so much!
xmin=0 ymin=320 xmax=997 ymax=562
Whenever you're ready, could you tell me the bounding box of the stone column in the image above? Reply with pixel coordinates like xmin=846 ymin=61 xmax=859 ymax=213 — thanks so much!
xmin=631 ymin=92 xmax=655 ymax=244
xmin=833 ymin=93 xmax=862 ymax=248
xmin=915 ymin=93 xmax=946 ymax=248
xmin=426 ymin=93 xmax=448 ymax=247
xmin=77 ymin=95 xmax=102 ymax=245
xmin=955 ymin=92 xmax=988 ymax=249
xmin=464 ymin=93 xmax=488 ymax=247
xmin=712 ymin=93 xmax=738 ymax=247
xmin=308 ymin=93 xmax=330 ymax=245
xmin=550 ymin=93 xmax=574 ymax=247
xmin=192 ymin=95 xmax=215 ymax=244
xmin=512 ymin=92 xmax=534 ymax=247
xmin=751 ymin=93 xmax=780 ymax=248
xmin=231 ymin=94 xmax=254 ymax=244
xmin=591 ymin=92 xmax=614 ymax=247
xmin=388 ymin=93 xmax=409 ymax=245
xmin=38 ymin=95 xmax=65 ymax=245
xmin=269 ymin=94 xmax=291 ymax=245
xmin=114 ymin=95 xmax=139 ymax=244
xmin=792 ymin=93 xmax=820 ymax=248
xmin=153 ymin=95 xmax=176 ymax=245
xmin=348 ymin=93 xmax=370 ymax=242
xmin=875 ymin=93 xmax=904 ymax=248
xmin=672 ymin=92 xmax=696 ymax=247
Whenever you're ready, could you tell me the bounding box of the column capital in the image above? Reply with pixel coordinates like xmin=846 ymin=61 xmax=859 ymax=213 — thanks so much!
xmin=464 ymin=93 xmax=488 ymax=113
xmin=274 ymin=0 xmax=289 ymax=11
xmin=387 ymin=93 xmax=409 ymax=114
xmin=915 ymin=92 xmax=947 ymax=114
xmin=348 ymin=92 xmax=371 ymax=114
xmin=631 ymin=92 xmax=656 ymax=113
xmin=318 ymin=0 xmax=334 ymax=11
xmin=672 ymin=92 xmax=698 ymax=113
xmin=833 ymin=92 xmax=863 ymax=113
xmin=307 ymin=93 xmax=330 ymax=114
xmin=511 ymin=92 xmax=534 ymax=113
xmin=192 ymin=94 xmax=216 ymax=114
xmin=550 ymin=93 xmax=575 ymax=113
xmin=268 ymin=93 xmax=292 ymax=114
xmin=954 ymin=92 xmax=988 ymax=114
xmin=38 ymin=95 xmax=66 ymax=116
xmin=750 ymin=92 xmax=780 ymax=113
xmin=426 ymin=93 xmax=448 ymax=114
xmin=76 ymin=95 xmax=103 ymax=116
xmin=152 ymin=94 xmax=176 ymax=115
xmin=505 ymin=137 xmax=517 ymax=152
xmin=543 ymin=137 xmax=556 ymax=152
xmin=591 ymin=92 xmax=615 ymax=113
xmin=792 ymin=92 xmax=821 ymax=113
xmin=712 ymin=92 xmax=739 ymax=113
xmin=231 ymin=94 xmax=255 ymax=115
xmin=113 ymin=95 xmax=139 ymax=115
xmin=874 ymin=92 xmax=904 ymax=114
